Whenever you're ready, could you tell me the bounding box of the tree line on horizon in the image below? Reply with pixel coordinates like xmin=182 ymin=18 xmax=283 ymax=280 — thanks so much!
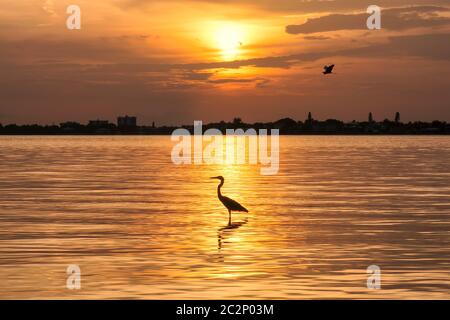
xmin=0 ymin=113 xmax=449 ymax=135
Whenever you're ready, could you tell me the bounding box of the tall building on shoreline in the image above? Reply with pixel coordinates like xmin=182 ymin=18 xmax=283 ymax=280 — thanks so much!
xmin=117 ymin=116 xmax=137 ymax=128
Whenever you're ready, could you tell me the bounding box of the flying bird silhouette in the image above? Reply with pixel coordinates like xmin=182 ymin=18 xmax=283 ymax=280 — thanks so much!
xmin=211 ymin=176 xmax=248 ymax=224
xmin=323 ymin=64 xmax=335 ymax=75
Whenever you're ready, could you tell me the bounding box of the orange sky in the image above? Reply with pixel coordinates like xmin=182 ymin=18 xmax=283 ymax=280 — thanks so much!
xmin=0 ymin=0 xmax=449 ymax=125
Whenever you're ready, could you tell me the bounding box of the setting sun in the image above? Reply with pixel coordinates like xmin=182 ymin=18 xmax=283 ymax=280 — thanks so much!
xmin=214 ymin=23 xmax=246 ymax=61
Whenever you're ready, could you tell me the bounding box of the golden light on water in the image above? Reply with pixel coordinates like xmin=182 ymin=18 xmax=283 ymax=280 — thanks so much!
xmin=0 ymin=136 xmax=449 ymax=299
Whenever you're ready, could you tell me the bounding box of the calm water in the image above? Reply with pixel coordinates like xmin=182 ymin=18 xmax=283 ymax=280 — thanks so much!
xmin=0 ymin=136 xmax=449 ymax=299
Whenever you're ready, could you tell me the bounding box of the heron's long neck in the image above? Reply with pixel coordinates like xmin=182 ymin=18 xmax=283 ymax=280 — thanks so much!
xmin=217 ymin=180 xmax=224 ymax=199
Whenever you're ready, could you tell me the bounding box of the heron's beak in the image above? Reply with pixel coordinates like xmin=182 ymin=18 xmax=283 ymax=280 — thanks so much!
xmin=210 ymin=176 xmax=219 ymax=180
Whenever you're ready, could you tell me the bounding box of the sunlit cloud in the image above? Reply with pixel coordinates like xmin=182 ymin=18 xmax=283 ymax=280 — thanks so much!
xmin=286 ymin=6 xmax=450 ymax=34
xmin=42 ymin=0 xmax=57 ymax=17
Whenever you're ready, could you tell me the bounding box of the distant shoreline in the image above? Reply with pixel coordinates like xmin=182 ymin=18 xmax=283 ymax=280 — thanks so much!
xmin=1 ymin=133 xmax=449 ymax=136
xmin=1 ymin=116 xmax=449 ymax=135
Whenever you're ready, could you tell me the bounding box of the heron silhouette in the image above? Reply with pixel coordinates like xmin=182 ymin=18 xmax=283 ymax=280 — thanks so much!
xmin=323 ymin=64 xmax=335 ymax=74
xmin=211 ymin=176 xmax=248 ymax=225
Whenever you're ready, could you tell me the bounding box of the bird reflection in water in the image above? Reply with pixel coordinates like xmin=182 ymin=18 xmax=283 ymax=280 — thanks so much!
xmin=217 ymin=218 xmax=248 ymax=251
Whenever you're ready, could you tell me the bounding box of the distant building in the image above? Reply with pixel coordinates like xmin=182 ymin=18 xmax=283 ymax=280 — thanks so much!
xmin=395 ymin=112 xmax=401 ymax=123
xmin=88 ymin=120 xmax=109 ymax=127
xmin=117 ymin=115 xmax=137 ymax=128
xmin=368 ymin=112 xmax=374 ymax=123
xmin=233 ymin=118 xmax=243 ymax=125
xmin=305 ymin=112 xmax=314 ymax=127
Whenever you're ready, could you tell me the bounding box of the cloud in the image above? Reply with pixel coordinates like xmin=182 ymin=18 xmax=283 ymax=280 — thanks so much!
xmin=46 ymin=34 xmax=450 ymax=85
xmin=208 ymin=77 xmax=266 ymax=84
xmin=182 ymin=71 xmax=213 ymax=81
xmin=286 ymin=5 xmax=450 ymax=34
xmin=1 ymin=16 xmax=449 ymax=124
xmin=42 ymin=0 xmax=57 ymax=17
xmin=303 ymin=35 xmax=332 ymax=41
xmin=343 ymin=33 xmax=450 ymax=60
xmin=5 ymin=32 xmax=446 ymax=86
xmin=189 ymin=33 xmax=450 ymax=68
xmin=117 ymin=0 xmax=450 ymax=13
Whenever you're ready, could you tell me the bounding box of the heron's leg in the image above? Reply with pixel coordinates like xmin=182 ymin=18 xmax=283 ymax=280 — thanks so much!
xmin=228 ymin=210 xmax=231 ymax=226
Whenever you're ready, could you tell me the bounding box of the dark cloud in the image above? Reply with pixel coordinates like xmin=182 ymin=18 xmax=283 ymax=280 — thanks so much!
xmin=303 ymin=35 xmax=332 ymax=41
xmin=344 ymin=33 xmax=450 ymax=60
xmin=182 ymin=71 xmax=213 ymax=81
xmin=0 ymin=36 xmax=159 ymax=64
xmin=286 ymin=6 xmax=450 ymax=34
